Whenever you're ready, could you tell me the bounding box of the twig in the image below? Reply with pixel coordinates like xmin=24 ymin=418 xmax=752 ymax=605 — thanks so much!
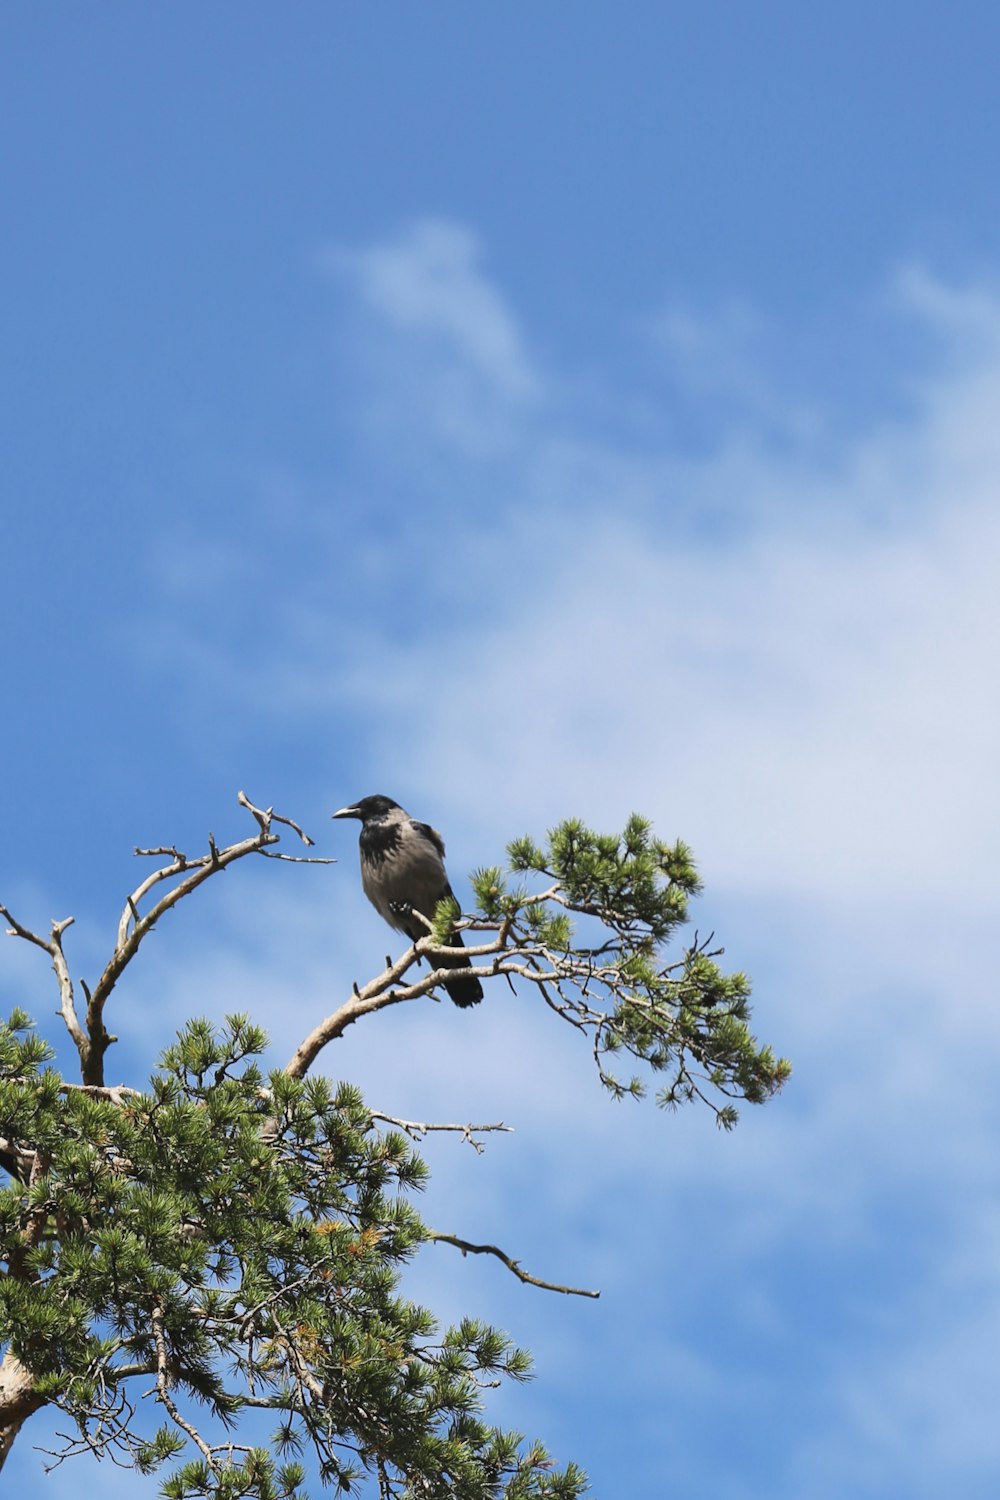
xmin=369 ymin=1113 xmax=512 ymax=1153
xmin=258 ymin=850 xmax=334 ymax=863
xmin=236 ymin=791 xmax=320 ymax=847
xmin=428 ymin=1232 xmax=599 ymax=1299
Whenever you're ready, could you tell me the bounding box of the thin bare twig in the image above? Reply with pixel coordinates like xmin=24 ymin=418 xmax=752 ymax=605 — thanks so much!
xmin=369 ymin=1113 xmax=512 ymax=1153
xmin=257 ymin=850 xmax=332 ymax=863
xmin=235 ymin=791 xmax=320 ymax=848
xmin=428 ymin=1232 xmax=599 ymax=1299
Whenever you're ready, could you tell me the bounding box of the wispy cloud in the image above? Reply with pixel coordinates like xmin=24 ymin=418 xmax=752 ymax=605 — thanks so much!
xmin=648 ymin=293 xmax=824 ymax=441
xmin=327 ymin=220 xmax=539 ymax=399
xmin=321 ymin=219 xmax=542 ymax=456
xmin=307 ymin=228 xmax=1000 ymax=1494
xmin=318 ymin=325 xmax=1000 ymax=932
xmin=113 ymin=220 xmax=1000 ymax=1496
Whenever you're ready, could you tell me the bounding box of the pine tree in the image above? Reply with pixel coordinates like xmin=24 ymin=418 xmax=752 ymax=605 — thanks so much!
xmin=0 ymin=793 xmax=789 ymax=1495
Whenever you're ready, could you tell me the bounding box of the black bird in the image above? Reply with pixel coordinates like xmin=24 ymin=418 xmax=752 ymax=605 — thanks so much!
xmin=331 ymin=795 xmax=483 ymax=1008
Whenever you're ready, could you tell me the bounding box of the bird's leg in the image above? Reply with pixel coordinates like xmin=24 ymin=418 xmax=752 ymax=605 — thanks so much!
xmin=388 ymin=899 xmax=414 ymax=921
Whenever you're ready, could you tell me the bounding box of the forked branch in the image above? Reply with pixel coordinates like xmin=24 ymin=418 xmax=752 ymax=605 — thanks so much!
xmin=2 ymin=792 xmax=333 ymax=1087
xmin=0 ymin=909 xmax=85 ymax=1056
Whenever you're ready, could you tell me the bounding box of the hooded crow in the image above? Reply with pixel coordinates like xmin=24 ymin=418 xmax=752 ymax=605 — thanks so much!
xmin=331 ymin=795 xmax=484 ymax=1008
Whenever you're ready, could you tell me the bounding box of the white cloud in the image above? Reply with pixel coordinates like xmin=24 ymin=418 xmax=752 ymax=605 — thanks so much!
xmin=342 ymin=220 xmax=540 ymax=397
xmin=649 ymin=293 xmax=822 ymax=440
xmin=100 ymin=225 xmax=1000 ymax=1495
xmin=322 ymin=219 xmax=542 ymax=456
xmin=126 ymin=225 xmax=1000 ymax=1236
xmin=307 ymin=237 xmax=1000 ymax=1492
xmin=308 ymin=249 xmax=1000 ymax=941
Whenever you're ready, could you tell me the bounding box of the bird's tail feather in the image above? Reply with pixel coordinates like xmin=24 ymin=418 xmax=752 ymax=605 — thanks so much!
xmin=432 ymin=927 xmax=484 ymax=1008
xmin=442 ymin=970 xmax=484 ymax=1008
xmin=402 ymin=911 xmax=484 ymax=1008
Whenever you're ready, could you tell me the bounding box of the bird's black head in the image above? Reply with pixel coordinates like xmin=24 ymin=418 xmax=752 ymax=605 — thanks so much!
xmin=331 ymin=795 xmax=401 ymax=823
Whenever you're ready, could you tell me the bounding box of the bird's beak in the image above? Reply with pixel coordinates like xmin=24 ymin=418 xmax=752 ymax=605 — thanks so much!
xmin=331 ymin=806 xmax=360 ymax=820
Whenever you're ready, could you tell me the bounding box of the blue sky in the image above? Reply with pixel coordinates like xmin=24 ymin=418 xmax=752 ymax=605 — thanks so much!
xmin=4 ymin=5 xmax=1000 ymax=1496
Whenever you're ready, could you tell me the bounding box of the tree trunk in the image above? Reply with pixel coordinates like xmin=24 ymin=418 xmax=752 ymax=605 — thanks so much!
xmin=0 ymin=1349 xmax=44 ymax=1472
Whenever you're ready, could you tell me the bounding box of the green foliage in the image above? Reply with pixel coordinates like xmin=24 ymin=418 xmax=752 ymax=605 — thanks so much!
xmin=0 ymin=1014 xmax=586 ymax=1498
xmin=429 ymin=894 xmax=462 ymax=946
xmin=476 ymin=816 xmax=790 ymax=1127
xmin=0 ymin=808 xmax=789 ymax=1495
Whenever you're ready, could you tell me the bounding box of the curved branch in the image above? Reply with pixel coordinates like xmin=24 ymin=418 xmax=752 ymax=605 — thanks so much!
xmin=428 ymin=1232 xmax=599 ymax=1299
xmin=84 ymin=792 xmax=331 ymax=1087
xmin=284 ymin=930 xmax=519 ymax=1078
xmin=5 ymin=793 xmax=333 ymax=1088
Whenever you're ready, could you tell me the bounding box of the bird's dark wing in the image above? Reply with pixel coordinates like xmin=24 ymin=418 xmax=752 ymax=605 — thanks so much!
xmin=410 ymin=820 xmax=446 ymax=858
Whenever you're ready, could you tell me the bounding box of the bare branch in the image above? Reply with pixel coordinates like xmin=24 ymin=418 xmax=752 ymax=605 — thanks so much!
xmin=284 ymin=945 xmax=431 ymax=1078
xmin=236 ymin=792 xmax=318 ymax=848
xmin=369 ymin=1113 xmax=512 ymax=1153
xmin=428 ymin=1232 xmax=599 ymax=1299
xmin=60 ymin=1083 xmax=142 ymax=1106
xmin=83 ymin=792 xmax=330 ymax=1087
xmin=148 ymin=1304 xmax=214 ymax=1465
xmin=0 ymin=1137 xmax=36 ymax=1182
xmin=5 ymin=794 xmax=333 ymax=1087
xmin=284 ymin=929 xmax=516 ymax=1078
xmin=257 ymin=850 xmax=335 ymax=864
xmin=283 ymin=916 xmax=547 ymax=1078
xmin=0 ymin=906 xmax=87 ymax=1058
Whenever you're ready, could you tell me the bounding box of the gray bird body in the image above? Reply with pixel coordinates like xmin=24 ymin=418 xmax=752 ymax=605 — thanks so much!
xmin=332 ymin=795 xmax=483 ymax=1008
